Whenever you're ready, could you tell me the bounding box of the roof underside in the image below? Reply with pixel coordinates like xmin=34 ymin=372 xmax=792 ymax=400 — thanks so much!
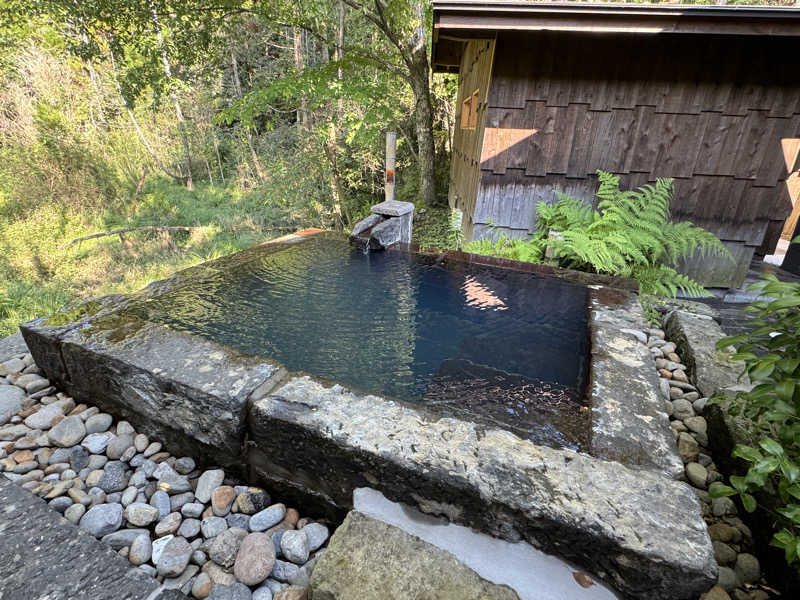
xmin=432 ymin=1 xmax=800 ymax=72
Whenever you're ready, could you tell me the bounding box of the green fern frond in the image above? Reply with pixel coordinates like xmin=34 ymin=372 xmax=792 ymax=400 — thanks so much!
xmin=463 ymin=171 xmax=731 ymax=297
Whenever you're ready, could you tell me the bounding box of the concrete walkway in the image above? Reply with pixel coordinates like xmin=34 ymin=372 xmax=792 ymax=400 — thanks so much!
xmin=0 ymin=475 xmax=185 ymax=600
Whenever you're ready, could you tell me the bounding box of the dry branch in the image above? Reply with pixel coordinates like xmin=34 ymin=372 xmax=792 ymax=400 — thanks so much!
xmin=61 ymin=226 xmax=200 ymax=248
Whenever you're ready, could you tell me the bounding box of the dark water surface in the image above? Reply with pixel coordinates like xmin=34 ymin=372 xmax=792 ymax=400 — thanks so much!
xmin=131 ymin=236 xmax=591 ymax=449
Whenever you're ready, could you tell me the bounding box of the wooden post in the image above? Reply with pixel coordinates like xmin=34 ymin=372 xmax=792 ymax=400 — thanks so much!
xmin=385 ymin=131 xmax=396 ymax=203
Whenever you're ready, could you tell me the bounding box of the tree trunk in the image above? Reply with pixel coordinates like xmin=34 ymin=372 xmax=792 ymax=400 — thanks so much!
xmin=108 ymin=48 xmax=184 ymax=185
xmin=231 ymin=50 xmax=265 ymax=182
xmin=293 ymin=28 xmax=308 ymax=128
xmin=408 ymin=53 xmax=436 ymax=206
xmin=150 ymin=1 xmax=193 ymax=190
xmin=212 ymin=130 xmax=225 ymax=183
xmin=407 ymin=0 xmax=436 ymax=206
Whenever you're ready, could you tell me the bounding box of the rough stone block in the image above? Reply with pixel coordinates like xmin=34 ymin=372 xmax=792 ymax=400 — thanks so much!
xmin=310 ymin=511 xmax=519 ymax=600
xmin=249 ymin=376 xmax=716 ymax=600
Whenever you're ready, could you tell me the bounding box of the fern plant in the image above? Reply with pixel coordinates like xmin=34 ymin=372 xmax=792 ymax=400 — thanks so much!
xmin=465 ymin=171 xmax=731 ymax=297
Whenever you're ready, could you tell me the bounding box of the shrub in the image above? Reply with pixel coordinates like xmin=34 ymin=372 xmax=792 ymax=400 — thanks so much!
xmin=464 ymin=171 xmax=730 ymax=297
xmin=710 ymin=275 xmax=800 ymax=563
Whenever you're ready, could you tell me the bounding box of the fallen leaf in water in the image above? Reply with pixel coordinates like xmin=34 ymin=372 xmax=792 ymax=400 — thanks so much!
xmin=573 ymin=572 xmax=594 ymax=588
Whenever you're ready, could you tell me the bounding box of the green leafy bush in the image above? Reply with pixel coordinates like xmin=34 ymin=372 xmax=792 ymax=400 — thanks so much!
xmin=464 ymin=171 xmax=730 ymax=296
xmin=710 ymin=275 xmax=800 ymax=563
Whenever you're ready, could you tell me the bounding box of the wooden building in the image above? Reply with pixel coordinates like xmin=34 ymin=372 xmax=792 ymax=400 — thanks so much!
xmin=432 ymin=1 xmax=800 ymax=287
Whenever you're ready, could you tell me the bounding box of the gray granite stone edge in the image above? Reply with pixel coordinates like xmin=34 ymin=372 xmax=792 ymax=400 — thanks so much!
xmin=248 ymin=375 xmax=717 ymax=600
xmin=588 ymin=288 xmax=685 ymax=480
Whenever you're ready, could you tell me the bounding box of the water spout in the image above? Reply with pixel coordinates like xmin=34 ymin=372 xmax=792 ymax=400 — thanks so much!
xmin=349 ymin=201 xmax=414 ymax=251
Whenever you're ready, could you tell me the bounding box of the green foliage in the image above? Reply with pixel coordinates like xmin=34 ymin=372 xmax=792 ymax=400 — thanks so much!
xmin=465 ymin=171 xmax=730 ymax=297
xmin=711 ymin=276 xmax=800 ymax=564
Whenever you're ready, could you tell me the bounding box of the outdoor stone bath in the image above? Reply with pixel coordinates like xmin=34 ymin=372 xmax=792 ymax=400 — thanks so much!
xmin=20 ymin=230 xmax=716 ymax=599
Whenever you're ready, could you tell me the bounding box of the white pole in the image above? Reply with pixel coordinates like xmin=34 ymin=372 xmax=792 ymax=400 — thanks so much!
xmin=385 ymin=131 xmax=396 ymax=203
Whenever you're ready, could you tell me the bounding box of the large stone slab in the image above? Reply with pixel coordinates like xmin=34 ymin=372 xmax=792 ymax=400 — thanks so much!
xmin=23 ymin=316 xmax=283 ymax=469
xmin=310 ymin=511 xmax=520 ymax=600
xmin=590 ymin=293 xmax=683 ymax=479
xmin=0 ymin=475 xmax=183 ymax=599
xmin=249 ymin=376 xmax=716 ymax=600
xmin=353 ymin=487 xmax=618 ymax=600
xmin=663 ymin=309 xmax=748 ymax=398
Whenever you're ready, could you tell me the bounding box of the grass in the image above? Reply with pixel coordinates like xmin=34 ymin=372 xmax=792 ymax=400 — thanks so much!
xmin=0 ymin=178 xmax=293 ymax=337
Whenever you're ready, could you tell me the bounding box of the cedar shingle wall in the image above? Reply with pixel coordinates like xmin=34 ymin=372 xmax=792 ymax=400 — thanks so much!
xmin=469 ymin=31 xmax=800 ymax=286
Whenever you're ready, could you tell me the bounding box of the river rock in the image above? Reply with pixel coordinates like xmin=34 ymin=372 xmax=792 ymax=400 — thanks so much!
xmin=82 ymin=432 xmax=114 ymax=454
xmin=237 ymin=488 xmax=270 ymax=515
xmin=202 ymin=516 xmax=228 ymax=539
xmin=202 ymin=561 xmax=236 ymax=586
xmin=47 ymin=416 xmax=85 ymax=448
xmin=23 ymin=404 xmax=64 ymax=430
xmin=280 ymin=530 xmax=309 ymax=564
xmin=64 ymin=503 xmax=86 ymax=524
xmin=150 ymin=489 xmax=171 ymax=518
xmin=196 ymin=469 xmax=225 ymax=503
xmin=125 ymin=502 xmax=160 ymax=526
xmin=174 ymin=456 xmax=195 ymax=474
xmin=155 ymin=512 xmax=183 ymax=537
xmin=234 ymin=532 xmax=276 ymax=586
xmin=226 ymin=514 xmax=250 ymax=530
xmin=182 ymin=502 xmax=205 ymax=518
xmin=101 ymin=528 xmax=151 ymax=550
xmin=79 ymin=503 xmax=123 ymax=537
xmin=252 ymin=586 xmax=274 ymax=600
xmin=212 ymin=486 xmax=236 ymax=516
xmin=734 ymin=553 xmax=760 ymax=584
xmin=129 ymin=533 xmax=153 ymax=566
xmin=302 ymin=523 xmax=328 ymax=552
xmin=271 ymin=560 xmax=299 ymax=583
xmin=208 ymin=527 xmax=248 ymax=568
xmin=192 ymin=572 xmax=214 ymax=599
xmin=250 ymin=504 xmax=286 ymax=532
xmin=273 ymin=586 xmax=306 ymax=600
xmin=208 ymin=583 xmax=253 ymax=600
xmin=84 ymin=413 xmax=113 ymax=434
xmin=97 ymin=461 xmax=128 ymax=493
xmin=156 ymin=536 xmax=193 ymax=577
xmin=686 ymin=463 xmax=708 ymax=488
xmin=178 ymin=518 xmax=201 ymax=539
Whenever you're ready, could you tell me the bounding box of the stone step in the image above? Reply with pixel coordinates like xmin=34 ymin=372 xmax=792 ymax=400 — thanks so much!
xmin=310 ymin=509 xmax=520 ymax=600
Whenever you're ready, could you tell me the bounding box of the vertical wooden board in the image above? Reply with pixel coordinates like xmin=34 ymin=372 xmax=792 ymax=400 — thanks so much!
xmin=473 ymin=172 xmax=494 ymax=223
xmin=523 ymin=34 xmax=553 ymax=104
xmin=586 ymin=110 xmax=614 ymax=175
xmin=655 ymin=113 xmax=703 ymax=179
xmin=491 ymin=178 xmax=515 ymax=228
xmin=567 ymin=107 xmax=596 ymax=177
xmin=506 ymin=101 xmax=537 ymax=171
xmin=517 ymin=178 xmax=538 ymax=233
xmin=548 ymin=103 xmax=584 ymax=175
xmin=625 ymin=106 xmax=659 ymax=175
xmin=732 ymin=110 xmax=771 ymax=180
xmin=491 ymin=107 xmax=519 ymax=175
xmin=525 ymin=102 xmax=552 ymax=177
xmin=694 ymin=112 xmax=741 ymax=177
xmin=700 ymin=42 xmax=737 ymax=114
xmin=606 ymin=108 xmax=637 ymax=174
xmin=755 ymin=115 xmax=797 ymax=187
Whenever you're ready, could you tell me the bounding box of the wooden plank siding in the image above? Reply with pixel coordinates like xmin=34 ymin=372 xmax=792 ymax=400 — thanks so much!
xmin=461 ymin=31 xmax=800 ymax=287
xmin=448 ymin=38 xmax=496 ymax=238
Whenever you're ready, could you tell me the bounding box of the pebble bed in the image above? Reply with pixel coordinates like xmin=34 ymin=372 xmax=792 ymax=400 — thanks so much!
xmin=642 ymin=321 xmax=772 ymax=600
xmin=0 ymin=352 xmax=327 ymax=600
